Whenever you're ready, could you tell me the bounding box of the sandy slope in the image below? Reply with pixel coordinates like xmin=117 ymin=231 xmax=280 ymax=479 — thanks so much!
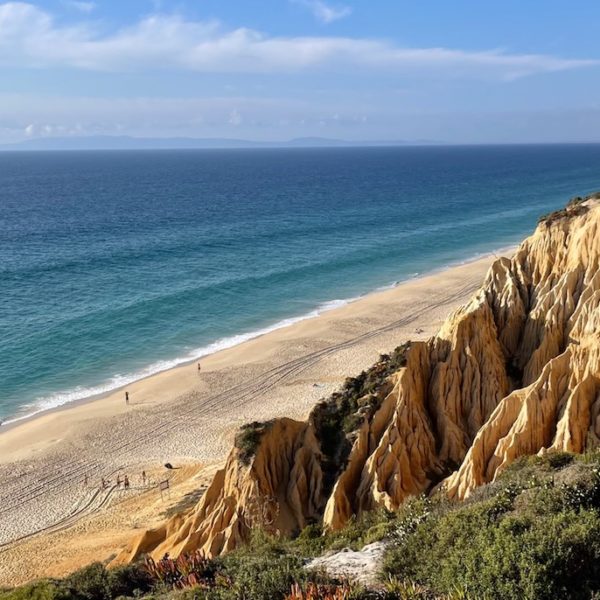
xmin=0 ymin=253 xmax=502 ymax=586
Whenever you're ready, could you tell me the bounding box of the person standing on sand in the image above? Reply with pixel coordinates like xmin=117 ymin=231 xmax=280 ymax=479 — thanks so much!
xmin=124 ymin=475 xmax=130 ymax=489
xmin=117 ymin=474 xmax=122 ymax=488
xmin=197 ymin=362 xmax=201 ymax=373
xmin=125 ymin=391 xmax=129 ymax=405
xmin=142 ymin=470 xmax=146 ymax=485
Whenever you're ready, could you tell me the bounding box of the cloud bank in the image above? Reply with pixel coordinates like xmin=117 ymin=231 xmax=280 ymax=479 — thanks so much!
xmin=0 ymin=2 xmax=597 ymax=79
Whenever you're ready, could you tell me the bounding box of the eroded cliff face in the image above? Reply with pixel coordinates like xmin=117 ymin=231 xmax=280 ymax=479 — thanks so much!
xmin=118 ymin=197 xmax=600 ymax=562
xmin=117 ymin=418 xmax=324 ymax=563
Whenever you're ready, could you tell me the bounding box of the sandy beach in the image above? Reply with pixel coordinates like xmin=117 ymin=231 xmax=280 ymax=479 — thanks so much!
xmin=0 ymin=251 xmax=509 ymax=585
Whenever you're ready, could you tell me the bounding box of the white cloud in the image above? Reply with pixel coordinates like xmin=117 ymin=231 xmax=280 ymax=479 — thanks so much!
xmin=62 ymin=1 xmax=96 ymax=13
xmin=292 ymin=0 xmax=352 ymax=24
xmin=0 ymin=2 xmax=597 ymax=80
xmin=22 ymin=121 xmax=79 ymax=137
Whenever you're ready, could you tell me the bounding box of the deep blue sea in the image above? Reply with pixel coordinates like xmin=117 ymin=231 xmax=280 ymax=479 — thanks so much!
xmin=2 ymin=145 xmax=600 ymax=422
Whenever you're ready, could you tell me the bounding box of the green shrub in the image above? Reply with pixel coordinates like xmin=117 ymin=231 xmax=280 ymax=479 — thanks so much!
xmin=384 ymin=488 xmax=600 ymax=600
xmin=0 ymin=563 xmax=153 ymax=600
xmin=217 ymin=546 xmax=307 ymax=600
xmin=106 ymin=563 xmax=153 ymax=597
xmin=62 ymin=562 xmax=153 ymax=600
xmin=0 ymin=581 xmax=68 ymax=600
xmin=235 ymin=421 xmax=273 ymax=465
xmin=66 ymin=563 xmax=110 ymax=600
xmin=291 ymin=523 xmax=328 ymax=557
xmin=311 ymin=343 xmax=412 ymax=496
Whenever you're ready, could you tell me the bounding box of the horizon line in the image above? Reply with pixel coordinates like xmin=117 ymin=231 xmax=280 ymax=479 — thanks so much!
xmin=3 ymin=136 xmax=600 ymax=152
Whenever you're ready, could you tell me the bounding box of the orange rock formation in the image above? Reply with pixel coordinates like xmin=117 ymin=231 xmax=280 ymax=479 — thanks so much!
xmin=117 ymin=197 xmax=600 ymax=563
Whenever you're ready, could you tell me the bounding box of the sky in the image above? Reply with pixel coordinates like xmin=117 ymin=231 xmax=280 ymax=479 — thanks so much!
xmin=2 ymin=0 xmax=600 ymax=144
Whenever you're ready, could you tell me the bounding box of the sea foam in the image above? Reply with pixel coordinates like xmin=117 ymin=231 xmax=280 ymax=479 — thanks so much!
xmin=5 ymin=296 xmax=354 ymax=425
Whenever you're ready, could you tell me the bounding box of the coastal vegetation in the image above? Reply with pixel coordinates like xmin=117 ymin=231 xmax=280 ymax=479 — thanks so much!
xmin=537 ymin=190 xmax=599 ymax=225
xmin=234 ymin=421 xmax=275 ymax=466
xmin=384 ymin=452 xmax=600 ymax=599
xmin=310 ymin=342 xmax=411 ymax=489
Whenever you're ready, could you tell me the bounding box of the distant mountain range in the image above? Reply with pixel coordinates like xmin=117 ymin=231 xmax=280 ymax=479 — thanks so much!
xmin=0 ymin=135 xmax=442 ymax=151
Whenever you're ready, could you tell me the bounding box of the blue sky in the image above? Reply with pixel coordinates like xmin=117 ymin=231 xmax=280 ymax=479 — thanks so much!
xmin=2 ymin=0 xmax=600 ymax=143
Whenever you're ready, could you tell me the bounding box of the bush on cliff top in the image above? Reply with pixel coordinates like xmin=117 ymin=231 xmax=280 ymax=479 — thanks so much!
xmin=383 ymin=453 xmax=600 ymax=600
xmin=234 ymin=420 xmax=274 ymax=466
xmin=537 ymin=190 xmax=600 ymax=225
xmin=311 ymin=343 xmax=411 ymax=492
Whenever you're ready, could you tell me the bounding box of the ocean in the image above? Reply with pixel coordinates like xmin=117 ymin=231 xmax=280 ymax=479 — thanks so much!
xmin=2 ymin=144 xmax=600 ymax=422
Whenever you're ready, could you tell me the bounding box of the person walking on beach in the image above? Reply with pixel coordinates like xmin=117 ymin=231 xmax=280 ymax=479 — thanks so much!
xmin=124 ymin=475 xmax=130 ymax=490
xmin=117 ymin=474 xmax=122 ymax=488
xmin=101 ymin=477 xmax=106 ymax=489
xmin=125 ymin=391 xmax=129 ymax=405
xmin=142 ymin=470 xmax=147 ymax=485
xmin=197 ymin=362 xmax=201 ymax=374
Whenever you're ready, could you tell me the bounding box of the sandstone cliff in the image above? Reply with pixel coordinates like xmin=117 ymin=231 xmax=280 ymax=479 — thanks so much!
xmin=118 ymin=418 xmax=324 ymax=562
xmin=118 ymin=195 xmax=600 ymax=563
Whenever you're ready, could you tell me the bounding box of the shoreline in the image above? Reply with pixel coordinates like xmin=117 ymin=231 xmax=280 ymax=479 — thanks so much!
xmin=1 ymin=242 xmax=519 ymax=431
xmin=0 ymin=246 xmax=514 ymax=583
xmin=0 ymin=247 xmax=515 ymax=467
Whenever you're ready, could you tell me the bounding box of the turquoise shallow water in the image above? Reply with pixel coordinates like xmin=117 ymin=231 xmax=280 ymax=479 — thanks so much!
xmin=2 ymin=144 xmax=600 ymax=422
